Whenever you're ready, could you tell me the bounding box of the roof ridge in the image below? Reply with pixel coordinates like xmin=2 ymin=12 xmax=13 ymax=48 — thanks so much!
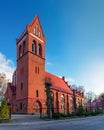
xmin=45 ymin=71 xmax=62 ymax=80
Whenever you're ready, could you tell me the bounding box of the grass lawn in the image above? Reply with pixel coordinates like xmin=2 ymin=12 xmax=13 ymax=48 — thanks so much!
xmin=0 ymin=119 xmax=11 ymax=123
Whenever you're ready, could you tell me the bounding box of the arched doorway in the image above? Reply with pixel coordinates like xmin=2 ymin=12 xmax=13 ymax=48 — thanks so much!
xmin=35 ymin=101 xmax=42 ymax=116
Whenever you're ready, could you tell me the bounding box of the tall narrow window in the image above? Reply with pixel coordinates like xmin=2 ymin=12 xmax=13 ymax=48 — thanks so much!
xmin=19 ymin=45 xmax=22 ymax=57
xmin=34 ymin=24 xmax=40 ymax=37
xmin=32 ymin=41 xmax=36 ymax=54
xmin=38 ymin=44 xmax=42 ymax=56
xmin=56 ymin=92 xmax=59 ymax=111
xmin=61 ymin=94 xmax=65 ymax=110
xmin=36 ymin=90 xmax=39 ymax=97
xmin=38 ymin=32 xmax=40 ymax=37
xmin=23 ymin=41 xmax=26 ymax=54
xmin=20 ymin=102 xmax=22 ymax=110
xmin=34 ymin=28 xmax=36 ymax=34
xmin=36 ymin=24 xmax=38 ymax=36
xmin=81 ymin=99 xmax=82 ymax=105
xmin=38 ymin=67 xmax=39 ymax=74
xmin=21 ymin=82 xmax=23 ymax=90
xmin=35 ymin=66 xmax=37 ymax=74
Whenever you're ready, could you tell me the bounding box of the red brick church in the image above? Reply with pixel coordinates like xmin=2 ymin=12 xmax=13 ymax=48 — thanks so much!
xmin=5 ymin=15 xmax=84 ymax=114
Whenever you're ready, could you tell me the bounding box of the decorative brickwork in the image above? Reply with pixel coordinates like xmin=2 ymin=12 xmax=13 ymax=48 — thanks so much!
xmin=5 ymin=15 xmax=84 ymax=114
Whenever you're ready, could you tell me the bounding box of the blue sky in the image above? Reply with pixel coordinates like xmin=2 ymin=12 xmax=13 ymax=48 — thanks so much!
xmin=0 ymin=0 xmax=104 ymax=95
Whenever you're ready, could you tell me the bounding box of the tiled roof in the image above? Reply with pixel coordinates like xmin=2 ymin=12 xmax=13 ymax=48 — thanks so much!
xmin=45 ymin=72 xmax=73 ymax=94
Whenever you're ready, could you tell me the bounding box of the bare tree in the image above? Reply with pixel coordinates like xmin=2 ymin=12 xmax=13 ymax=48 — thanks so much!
xmin=0 ymin=73 xmax=8 ymax=104
xmin=85 ymin=91 xmax=96 ymax=103
xmin=71 ymin=85 xmax=85 ymax=93
xmin=71 ymin=84 xmax=77 ymax=89
xmin=77 ymin=86 xmax=85 ymax=93
xmin=99 ymin=92 xmax=104 ymax=112
xmin=85 ymin=91 xmax=96 ymax=111
xmin=71 ymin=84 xmax=85 ymax=115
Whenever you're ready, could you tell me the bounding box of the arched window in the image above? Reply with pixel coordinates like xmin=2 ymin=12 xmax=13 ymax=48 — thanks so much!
xmin=56 ymin=92 xmax=59 ymax=111
xmin=23 ymin=41 xmax=26 ymax=54
xmin=61 ymin=94 xmax=65 ymax=110
xmin=32 ymin=41 xmax=36 ymax=54
xmin=38 ymin=44 xmax=42 ymax=56
xmin=19 ymin=45 xmax=22 ymax=57
xmin=61 ymin=94 xmax=65 ymax=102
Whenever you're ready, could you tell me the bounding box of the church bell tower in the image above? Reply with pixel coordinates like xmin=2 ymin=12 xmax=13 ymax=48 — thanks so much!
xmin=16 ymin=15 xmax=46 ymax=113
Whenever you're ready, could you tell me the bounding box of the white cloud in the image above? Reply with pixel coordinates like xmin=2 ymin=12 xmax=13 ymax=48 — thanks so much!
xmin=59 ymin=75 xmax=75 ymax=84
xmin=76 ymin=59 xmax=104 ymax=95
xmin=65 ymin=77 xmax=75 ymax=84
xmin=46 ymin=62 xmax=53 ymax=66
xmin=0 ymin=52 xmax=15 ymax=81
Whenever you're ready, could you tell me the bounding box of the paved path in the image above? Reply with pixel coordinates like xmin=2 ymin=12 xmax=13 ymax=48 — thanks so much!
xmin=11 ymin=114 xmax=41 ymax=123
xmin=0 ymin=115 xmax=104 ymax=130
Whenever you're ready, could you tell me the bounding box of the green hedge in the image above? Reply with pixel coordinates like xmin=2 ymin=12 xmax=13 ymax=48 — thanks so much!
xmin=53 ymin=109 xmax=103 ymax=119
